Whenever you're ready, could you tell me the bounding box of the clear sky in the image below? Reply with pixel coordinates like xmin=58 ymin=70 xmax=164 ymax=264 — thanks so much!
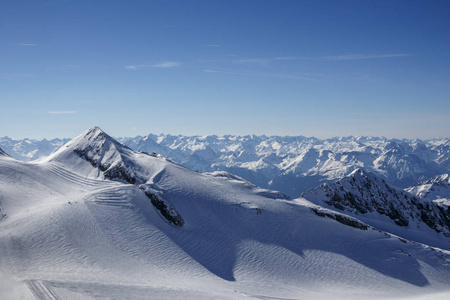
xmin=1 ymin=0 xmax=449 ymax=139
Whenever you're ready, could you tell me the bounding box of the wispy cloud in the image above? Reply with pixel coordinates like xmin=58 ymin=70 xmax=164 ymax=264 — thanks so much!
xmin=204 ymin=69 xmax=319 ymax=81
xmin=275 ymin=56 xmax=299 ymax=61
xmin=236 ymin=58 xmax=270 ymax=64
xmin=201 ymin=44 xmax=221 ymax=47
xmin=47 ymin=111 xmax=78 ymax=114
xmin=13 ymin=43 xmax=37 ymax=46
xmin=67 ymin=64 xmax=80 ymax=69
xmin=322 ymin=53 xmax=410 ymax=61
xmin=125 ymin=65 xmax=148 ymax=70
xmin=152 ymin=61 xmax=181 ymax=68
xmin=125 ymin=61 xmax=181 ymax=70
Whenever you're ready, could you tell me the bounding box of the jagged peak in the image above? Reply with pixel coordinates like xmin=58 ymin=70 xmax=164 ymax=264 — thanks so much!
xmin=347 ymin=168 xmax=380 ymax=182
xmin=349 ymin=168 xmax=365 ymax=176
xmin=301 ymin=166 xmax=450 ymax=238
xmin=418 ymin=174 xmax=450 ymax=186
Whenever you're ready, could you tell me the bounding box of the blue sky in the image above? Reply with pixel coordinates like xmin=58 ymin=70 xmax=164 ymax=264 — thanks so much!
xmin=1 ymin=0 xmax=449 ymax=139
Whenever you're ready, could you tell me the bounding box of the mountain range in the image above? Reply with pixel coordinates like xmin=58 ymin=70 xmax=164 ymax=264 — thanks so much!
xmin=1 ymin=127 xmax=450 ymax=299
xmin=2 ymin=134 xmax=449 ymax=198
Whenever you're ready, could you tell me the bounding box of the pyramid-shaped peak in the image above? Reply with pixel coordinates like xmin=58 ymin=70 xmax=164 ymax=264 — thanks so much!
xmin=46 ymin=126 xmax=129 ymax=165
xmin=69 ymin=126 xmax=127 ymax=150
xmin=45 ymin=126 xmax=167 ymax=185
xmin=81 ymin=126 xmax=110 ymax=140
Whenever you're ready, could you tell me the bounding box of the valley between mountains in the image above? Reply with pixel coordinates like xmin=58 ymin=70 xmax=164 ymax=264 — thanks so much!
xmin=1 ymin=127 xmax=450 ymax=300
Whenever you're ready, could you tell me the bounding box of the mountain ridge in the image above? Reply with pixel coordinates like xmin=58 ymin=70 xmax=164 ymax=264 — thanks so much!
xmin=407 ymin=174 xmax=450 ymax=210
xmin=301 ymin=168 xmax=450 ymax=250
xmin=3 ymin=133 xmax=448 ymax=197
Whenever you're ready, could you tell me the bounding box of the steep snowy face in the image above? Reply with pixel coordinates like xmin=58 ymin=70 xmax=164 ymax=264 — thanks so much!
xmin=301 ymin=169 xmax=450 ymax=249
xmin=407 ymin=174 xmax=450 ymax=209
xmin=45 ymin=126 xmax=169 ymax=184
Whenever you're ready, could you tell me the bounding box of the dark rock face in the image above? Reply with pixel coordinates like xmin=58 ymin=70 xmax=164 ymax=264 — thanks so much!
xmin=310 ymin=208 xmax=369 ymax=230
xmin=144 ymin=191 xmax=184 ymax=227
xmin=0 ymin=147 xmax=11 ymax=158
xmin=73 ymin=148 xmax=138 ymax=184
xmin=302 ymin=169 xmax=450 ymax=236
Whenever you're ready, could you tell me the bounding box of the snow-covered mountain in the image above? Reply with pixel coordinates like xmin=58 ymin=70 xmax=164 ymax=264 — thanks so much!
xmin=407 ymin=174 xmax=450 ymax=210
xmin=301 ymin=169 xmax=450 ymax=250
xmin=118 ymin=135 xmax=450 ymax=197
xmin=0 ymin=136 xmax=70 ymax=161
xmin=2 ymin=127 xmax=450 ymax=299
xmin=3 ymin=134 xmax=449 ymax=198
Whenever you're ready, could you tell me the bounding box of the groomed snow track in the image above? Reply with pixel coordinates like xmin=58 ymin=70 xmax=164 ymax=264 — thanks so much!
xmin=25 ymin=280 xmax=60 ymax=300
xmin=86 ymin=187 xmax=134 ymax=208
xmin=45 ymin=163 xmax=119 ymax=189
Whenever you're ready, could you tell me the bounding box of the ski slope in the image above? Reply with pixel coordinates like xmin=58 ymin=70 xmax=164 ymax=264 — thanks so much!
xmin=1 ymin=128 xmax=450 ymax=299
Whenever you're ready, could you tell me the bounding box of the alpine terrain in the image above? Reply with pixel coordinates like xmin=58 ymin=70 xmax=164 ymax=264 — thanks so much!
xmin=1 ymin=127 xmax=450 ymax=300
xmin=407 ymin=174 xmax=450 ymax=210
xmin=301 ymin=169 xmax=450 ymax=251
xmin=3 ymin=134 xmax=449 ymax=198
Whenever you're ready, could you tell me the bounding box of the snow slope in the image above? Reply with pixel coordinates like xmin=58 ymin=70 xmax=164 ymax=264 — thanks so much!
xmin=407 ymin=174 xmax=450 ymax=209
xmin=301 ymin=169 xmax=450 ymax=251
xmin=1 ymin=127 xmax=450 ymax=299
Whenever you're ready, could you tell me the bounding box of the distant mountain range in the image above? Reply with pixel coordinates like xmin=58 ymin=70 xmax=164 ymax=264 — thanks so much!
xmin=0 ymin=136 xmax=70 ymax=161
xmin=2 ymin=134 xmax=449 ymax=197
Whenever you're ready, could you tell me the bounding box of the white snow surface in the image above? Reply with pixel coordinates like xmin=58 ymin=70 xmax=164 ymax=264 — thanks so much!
xmin=1 ymin=127 xmax=450 ymax=299
xmin=407 ymin=174 xmax=450 ymax=209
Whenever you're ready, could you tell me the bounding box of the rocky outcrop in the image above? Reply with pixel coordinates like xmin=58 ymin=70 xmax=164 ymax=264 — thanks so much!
xmin=302 ymin=169 xmax=450 ymax=236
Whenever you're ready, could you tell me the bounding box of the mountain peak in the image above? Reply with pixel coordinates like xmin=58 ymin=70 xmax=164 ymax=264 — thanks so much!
xmin=349 ymin=168 xmax=366 ymax=176
xmin=406 ymin=174 xmax=450 ymax=206
xmin=80 ymin=126 xmax=111 ymax=142
xmin=423 ymin=174 xmax=450 ymax=185
xmin=46 ymin=127 xmax=172 ymax=185
xmin=66 ymin=126 xmax=134 ymax=156
xmin=46 ymin=127 xmax=140 ymax=183
xmin=301 ymin=168 xmax=450 ymax=247
xmin=348 ymin=168 xmax=381 ymax=184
